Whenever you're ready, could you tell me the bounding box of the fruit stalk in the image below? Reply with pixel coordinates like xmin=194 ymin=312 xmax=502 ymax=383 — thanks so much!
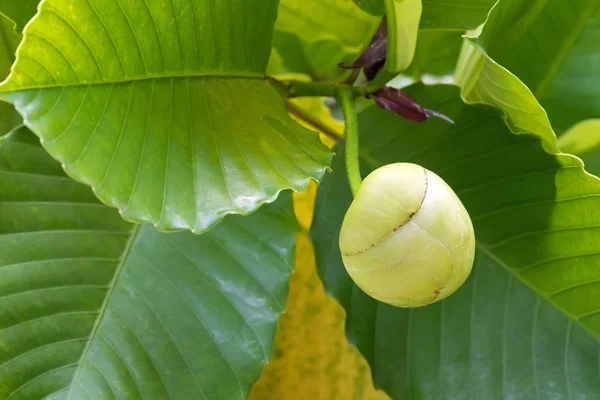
xmin=335 ymin=87 xmax=362 ymax=197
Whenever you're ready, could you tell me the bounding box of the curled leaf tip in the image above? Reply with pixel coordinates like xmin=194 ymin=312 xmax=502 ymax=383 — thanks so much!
xmin=425 ymin=109 xmax=455 ymax=124
xmin=370 ymin=86 xmax=453 ymax=124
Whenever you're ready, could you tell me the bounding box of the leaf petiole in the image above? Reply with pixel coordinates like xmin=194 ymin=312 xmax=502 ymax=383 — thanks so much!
xmin=277 ymin=79 xmax=368 ymax=98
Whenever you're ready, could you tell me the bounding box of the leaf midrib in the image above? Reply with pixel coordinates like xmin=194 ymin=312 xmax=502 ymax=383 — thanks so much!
xmin=0 ymin=71 xmax=266 ymax=94
xmin=64 ymin=224 xmax=139 ymax=400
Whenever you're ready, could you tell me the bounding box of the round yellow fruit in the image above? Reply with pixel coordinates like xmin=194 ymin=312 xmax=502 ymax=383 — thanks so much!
xmin=339 ymin=163 xmax=475 ymax=307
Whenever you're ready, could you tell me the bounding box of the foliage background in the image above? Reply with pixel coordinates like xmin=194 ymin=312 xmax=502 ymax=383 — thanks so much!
xmin=0 ymin=0 xmax=600 ymax=399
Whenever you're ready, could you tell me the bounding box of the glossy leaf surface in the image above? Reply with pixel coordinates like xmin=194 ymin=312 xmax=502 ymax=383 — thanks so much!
xmin=0 ymin=0 xmax=331 ymax=233
xmin=0 ymin=128 xmax=297 ymax=399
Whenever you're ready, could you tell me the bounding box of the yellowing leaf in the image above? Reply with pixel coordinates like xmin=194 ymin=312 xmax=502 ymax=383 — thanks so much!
xmin=287 ymin=97 xmax=343 ymax=149
xmin=250 ymin=233 xmax=389 ymax=400
xmin=251 ymin=183 xmax=386 ymax=400
xmin=293 ymin=181 xmax=318 ymax=231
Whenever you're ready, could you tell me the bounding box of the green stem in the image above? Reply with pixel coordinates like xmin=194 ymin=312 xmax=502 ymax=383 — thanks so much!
xmin=335 ymin=87 xmax=362 ymax=197
xmin=341 ymin=68 xmax=361 ymax=85
xmin=278 ymin=79 xmax=368 ymax=98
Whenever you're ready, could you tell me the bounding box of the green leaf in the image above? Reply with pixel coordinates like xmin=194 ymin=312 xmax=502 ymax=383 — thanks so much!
xmin=420 ymin=0 xmax=497 ymax=30
xmin=580 ymin=150 xmax=600 ymax=181
xmin=0 ymin=0 xmax=331 ymax=234
xmin=455 ymin=33 xmax=558 ymax=151
xmin=455 ymin=2 xmax=600 ymax=336
xmin=0 ymin=13 xmax=20 ymax=136
xmin=557 ymin=119 xmax=600 ymax=157
xmin=0 ymin=127 xmax=297 ymax=399
xmin=353 ymin=0 xmax=385 ymax=16
xmin=272 ymin=0 xmax=380 ymax=80
xmin=0 ymin=0 xmax=39 ymax=32
xmin=543 ymin=9 xmax=600 ymax=134
xmin=472 ymin=0 xmax=600 ymax=133
xmin=0 ymin=14 xmax=18 ymax=80
xmin=404 ymin=30 xmax=463 ymax=78
xmin=311 ymin=84 xmax=600 ymax=398
xmin=269 ymin=30 xmax=347 ymax=81
xmin=557 ymin=119 xmax=600 ymax=180
xmin=385 ymin=0 xmax=422 ymax=73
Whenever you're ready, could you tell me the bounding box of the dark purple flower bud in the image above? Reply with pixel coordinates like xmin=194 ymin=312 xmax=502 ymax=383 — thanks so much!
xmin=363 ymin=58 xmax=386 ymax=81
xmin=369 ymin=86 xmax=455 ymax=124
xmin=338 ymin=18 xmax=387 ymax=81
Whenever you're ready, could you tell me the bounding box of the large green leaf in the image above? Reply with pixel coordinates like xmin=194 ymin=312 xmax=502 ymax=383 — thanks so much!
xmin=0 ymin=127 xmax=297 ymax=399
xmin=311 ymin=84 xmax=600 ymax=398
xmin=456 ymin=0 xmax=600 ymax=336
xmin=0 ymin=0 xmax=331 ymax=234
xmin=472 ymin=0 xmax=600 ymax=133
xmin=0 ymin=13 xmax=20 ymax=135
